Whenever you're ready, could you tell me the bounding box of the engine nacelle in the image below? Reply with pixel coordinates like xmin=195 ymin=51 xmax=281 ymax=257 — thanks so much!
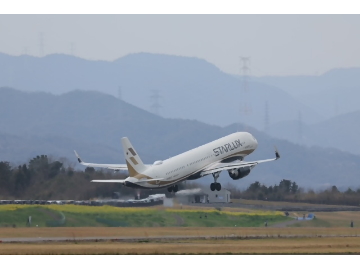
xmin=228 ymin=167 xmax=251 ymax=180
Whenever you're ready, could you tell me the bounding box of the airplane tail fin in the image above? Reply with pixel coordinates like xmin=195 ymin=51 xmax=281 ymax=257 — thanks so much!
xmin=121 ymin=137 xmax=147 ymax=178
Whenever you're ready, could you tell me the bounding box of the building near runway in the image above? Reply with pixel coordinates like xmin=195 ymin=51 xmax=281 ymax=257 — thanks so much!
xmin=176 ymin=188 xmax=231 ymax=204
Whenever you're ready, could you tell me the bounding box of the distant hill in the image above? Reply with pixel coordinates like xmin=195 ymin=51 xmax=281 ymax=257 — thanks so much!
xmin=268 ymin=110 xmax=360 ymax=156
xmin=0 ymin=52 xmax=323 ymax=129
xmin=1 ymin=88 xmax=360 ymax=189
xmin=255 ymin=67 xmax=360 ymax=97
xmin=255 ymin=68 xmax=360 ymax=118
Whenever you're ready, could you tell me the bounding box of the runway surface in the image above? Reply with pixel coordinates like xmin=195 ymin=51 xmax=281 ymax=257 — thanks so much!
xmin=2 ymin=233 xmax=360 ymax=243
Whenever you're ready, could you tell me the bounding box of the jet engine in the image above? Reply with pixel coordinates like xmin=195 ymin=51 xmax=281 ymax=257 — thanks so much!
xmin=228 ymin=167 xmax=251 ymax=180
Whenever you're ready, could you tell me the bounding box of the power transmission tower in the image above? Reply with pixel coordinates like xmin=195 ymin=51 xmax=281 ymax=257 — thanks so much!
xmin=70 ymin=42 xmax=76 ymax=56
xmin=298 ymin=111 xmax=303 ymax=144
xmin=38 ymin=32 xmax=45 ymax=57
xmin=334 ymin=99 xmax=339 ymax=117
xmin=239 ymin=56 xmax=252 ymax=130
xmin=150 ymin=89 xmax=162 ymax=116
xmin=240 ymin=57 xmax=251 ymax=93
xmin=118 ymin=86 xmax=123 ymax=101
xmin=264 ymin=101 xmax=269 ymax=133
xmin=22 ymin=47 xmax=29 ymax=55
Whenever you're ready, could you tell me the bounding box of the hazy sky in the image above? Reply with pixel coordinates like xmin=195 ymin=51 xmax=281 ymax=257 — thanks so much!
xmin=1 ymin=14 xmax=359 ymax=76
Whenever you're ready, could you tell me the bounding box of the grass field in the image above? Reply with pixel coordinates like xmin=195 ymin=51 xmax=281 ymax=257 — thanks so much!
xmin=1 ymin=226 xmax=360 ymax=238
xmin=289 ymin=211 xmax=360 ymax=227
xmin=1 ymin=237 xmax=360 ymax=255
xmin=232 ymin=198 xmax=360 ymax=209
xmin=1 ymin=203 xmax=360 ymax=254
xmin=0 ymin=205 xmax=288 ymax=228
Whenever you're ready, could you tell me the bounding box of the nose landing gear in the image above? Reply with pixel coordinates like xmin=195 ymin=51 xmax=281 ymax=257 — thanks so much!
xmin=210 ymin=172 xmax=221 ymax=191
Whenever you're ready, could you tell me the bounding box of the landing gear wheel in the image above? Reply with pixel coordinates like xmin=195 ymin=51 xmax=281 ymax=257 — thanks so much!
xmin=215 ymin=182 xmax=221 ymax=191
xmin=173 ymin=185 xmax=179 ymax=193
xmin=210 ymin=183 xmax=215 ymax=191
xmin=167 ymin=186 xmax=173 ymax=192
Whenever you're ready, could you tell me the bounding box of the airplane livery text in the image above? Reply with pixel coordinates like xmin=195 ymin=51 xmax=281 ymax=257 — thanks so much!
xmin=213 ymin=139 xmax=243 ymax=156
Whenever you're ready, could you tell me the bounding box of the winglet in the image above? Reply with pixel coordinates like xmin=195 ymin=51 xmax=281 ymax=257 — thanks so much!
xmin=74 ymin=150 xmax=82 ymax=163
xmin=275 ymin=147 xmax=280 ymax=160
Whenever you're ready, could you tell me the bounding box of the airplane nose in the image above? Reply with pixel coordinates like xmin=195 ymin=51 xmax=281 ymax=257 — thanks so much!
xmin=251 ymin=135 xmax=258 ymax=147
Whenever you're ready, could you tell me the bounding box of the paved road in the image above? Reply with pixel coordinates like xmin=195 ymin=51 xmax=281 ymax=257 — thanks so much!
xmin=1 ymin=233 xmax=360 ymax=243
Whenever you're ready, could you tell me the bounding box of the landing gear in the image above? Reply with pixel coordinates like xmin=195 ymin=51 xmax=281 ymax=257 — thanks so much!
xmin=215 ymin=182 xmax=221 ymax=191
xmin=210 ymin=172 xmax=221 ymax=191
xmin=167 ymin=185 xmax=178 ymax=193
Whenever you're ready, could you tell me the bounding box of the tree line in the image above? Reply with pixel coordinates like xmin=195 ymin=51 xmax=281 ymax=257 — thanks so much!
xmin=0 ymin=155 xmax=180 ymax=200
xmin=226 ymin=179 xmax=360 ymax=206
xmin=1 ymin=155 xmax=360 ymax=206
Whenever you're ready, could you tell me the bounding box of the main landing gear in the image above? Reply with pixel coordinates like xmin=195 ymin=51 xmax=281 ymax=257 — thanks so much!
xmin=167 ymin=185 xmax=178 ymax=193
xmin=210 ymin=172 xmax=221 ymax=191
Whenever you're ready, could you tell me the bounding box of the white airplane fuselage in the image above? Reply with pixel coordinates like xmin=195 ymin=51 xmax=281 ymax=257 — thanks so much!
xmin=124 ymin=132 xmax=258 ymax=189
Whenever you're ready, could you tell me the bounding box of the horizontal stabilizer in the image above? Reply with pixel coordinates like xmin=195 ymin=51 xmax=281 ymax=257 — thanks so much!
xmin=91 ymin=178 xmax=165 ymax=184
xmin=91 ymin=179 xmax=127 ymax=183
xmin=74 ymin=150 xmax=128 ymax=171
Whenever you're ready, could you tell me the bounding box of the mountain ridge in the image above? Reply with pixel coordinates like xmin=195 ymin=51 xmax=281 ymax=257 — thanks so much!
xmin=1 ymin=87 xmax=360 ymax=189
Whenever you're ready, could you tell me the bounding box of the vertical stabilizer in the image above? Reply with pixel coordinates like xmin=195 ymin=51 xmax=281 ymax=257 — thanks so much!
xmin=121 ymin=137 xmax=147 ymax=178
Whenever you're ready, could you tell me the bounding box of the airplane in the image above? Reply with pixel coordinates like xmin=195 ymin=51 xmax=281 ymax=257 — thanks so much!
xmin=74 ymin=132 xmax=280 ymax=193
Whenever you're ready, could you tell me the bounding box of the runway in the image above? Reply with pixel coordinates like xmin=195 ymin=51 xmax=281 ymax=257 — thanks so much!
xmin=2 ymin=233 xmax=360 ymax=243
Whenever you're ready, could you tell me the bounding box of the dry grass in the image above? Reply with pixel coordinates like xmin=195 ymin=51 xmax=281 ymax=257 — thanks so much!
xmin=232 ymin=199 xmax=360 ymax=208
xmin=1 ymin=227 xmax=360 ymax=239
xmin=1 ymin=237 xmax=360 ymax=254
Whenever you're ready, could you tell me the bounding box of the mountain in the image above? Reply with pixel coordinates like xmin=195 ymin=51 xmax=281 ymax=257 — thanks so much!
xmin=268 ymin=110 xmax=360 ymax=156
xmin=255 ymin=68 xmax=360 ymax=97
xmin=255 ymin=68 xmax=360 ymax=118
xmin=0 ymin=52 xmax=323 ymax=129
xmin=1 ymin=87 xmax=360 ymax=189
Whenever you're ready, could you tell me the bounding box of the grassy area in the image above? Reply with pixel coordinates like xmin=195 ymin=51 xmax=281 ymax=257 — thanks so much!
xmin=288 ymin=211 xmax=360 ymax=228
xmin=1 ymin=236 xmax=360 ymax=254
xmin=232 ymin=198 xmax=359 ymax=208
xmin=0 ymin=205 xmax=288 ymax=228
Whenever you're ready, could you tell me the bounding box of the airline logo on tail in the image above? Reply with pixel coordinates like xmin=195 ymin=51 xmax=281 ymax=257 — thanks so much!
xmin=126 ymin=148 xmax=139 ymax=165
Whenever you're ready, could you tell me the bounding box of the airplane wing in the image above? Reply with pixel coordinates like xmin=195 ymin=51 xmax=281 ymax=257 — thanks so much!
xmin=74 ymin=150 xmax=128 ymax=171
xmin=201 ymin=148 xmax=280 ymax=176
xmin=91 ymin=179 xmax=127 ymax=183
